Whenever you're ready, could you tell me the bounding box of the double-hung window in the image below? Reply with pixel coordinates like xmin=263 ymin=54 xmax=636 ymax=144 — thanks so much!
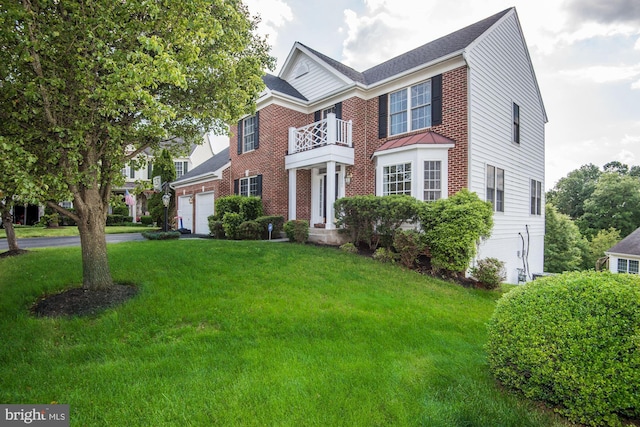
xmin=618 ymin=258 xmax=639 ymax=274
xmin=243 ymin=116 xmax=256 ymax=152
xmin=487 ymin=165 xmax=505 ymax=212
xmin=530 ymin=179 xmax=542 ymax=215
xmin=383 ymin=163 xmax=412 ymax=195
xmin=174 ymin=161 xmax=188 ymax=178
xmin=424 ymin=161 xmax=442 ymax=201
xmin=389 ymin=80 xmax=432 ymax=136
xmin=239 ymin=176 xmax=259 ymax=197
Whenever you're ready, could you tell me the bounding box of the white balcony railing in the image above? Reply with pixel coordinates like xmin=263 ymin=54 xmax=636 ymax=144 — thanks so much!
xmin=288 ymin=113 xmax=352 ymax=155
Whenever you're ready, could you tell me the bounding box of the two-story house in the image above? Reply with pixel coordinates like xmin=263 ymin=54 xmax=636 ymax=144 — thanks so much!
xmin=179 ymin=8 xmax=547 ymax=282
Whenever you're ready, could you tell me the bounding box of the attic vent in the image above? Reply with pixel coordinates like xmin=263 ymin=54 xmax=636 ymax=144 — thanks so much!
xmin=293 ymin=62 xmax=309 ymax=79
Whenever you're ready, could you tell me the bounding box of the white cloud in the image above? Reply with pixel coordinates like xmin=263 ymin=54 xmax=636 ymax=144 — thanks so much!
xmin=617 ymin=149 xmax=637 ymax=165
xmin=633 ymin=79 xmax=640 ymax=90
xmin=560 ymin=64 xmax=640 ymax=84
xmin=635 ymin=36 xmax=640 ymax=50
xmin=621 ymin=134 xmax=640 ymax=145
xmin=243 ymin=0 xmax=293 ymax=46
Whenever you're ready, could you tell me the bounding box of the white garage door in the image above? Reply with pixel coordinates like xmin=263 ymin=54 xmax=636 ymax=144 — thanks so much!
xmin=178 ymin=196 xmax=193 ymax=231
xmin=195 ymin=192 xmax=215 ymax=235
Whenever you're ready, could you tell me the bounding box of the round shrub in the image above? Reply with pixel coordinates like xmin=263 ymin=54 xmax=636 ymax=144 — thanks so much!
xmin=238 ymin=220 xmax=262 ymax=240
xmin=469 ymin=257 xmax=505 ymax=289
xmin=222 ymin=212 xmax=244 ymax=240
xmin=339 ymin=242 xmax=358 ymax=254
xmin=486 ymin=271 xmax=640 ymax=426
xmin=284 ymin=220 xmax=308 ymax=243
xmin=372 ymin=247 xmax=398 ymax=264
xmin=140 ymin=215 xmax=153 ymax=226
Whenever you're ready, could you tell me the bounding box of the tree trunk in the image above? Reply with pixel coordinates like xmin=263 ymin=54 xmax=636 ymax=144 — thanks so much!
xmin=76 ymin=189 xmax=113 ymax=290
xmin=1 ymin=202 xmax=21 ymax=252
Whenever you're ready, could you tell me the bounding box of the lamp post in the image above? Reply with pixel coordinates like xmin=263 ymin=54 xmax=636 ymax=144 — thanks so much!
xmin=162 ymin=192 xmax=171 ymax=232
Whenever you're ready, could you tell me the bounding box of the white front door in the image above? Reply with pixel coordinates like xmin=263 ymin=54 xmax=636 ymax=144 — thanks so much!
xmin=178 ymin=196 xmax=193 ymax=230
xmin=195 ymin=192 xmax=215 ymax=234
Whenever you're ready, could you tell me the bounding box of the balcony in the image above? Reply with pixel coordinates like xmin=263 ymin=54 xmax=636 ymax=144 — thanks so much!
xmin=285 ymin=113 xmax=354 ymax=170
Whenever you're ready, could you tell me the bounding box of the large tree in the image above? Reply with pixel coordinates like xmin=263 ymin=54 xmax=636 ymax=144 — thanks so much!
xmin=579 ymin=172 xmax=640 ymax=238
xmin=544 ymin=204 xmax=586 ymax=273
xmin=0 ymin=0 xmax=273 ymax=289
xmin=546 ymin=163 xmax=601 ymax=219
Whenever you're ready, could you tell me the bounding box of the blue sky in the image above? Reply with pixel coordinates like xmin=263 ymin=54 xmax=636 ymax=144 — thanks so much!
xmin=243 ymin=0 xmax=640 ymax=189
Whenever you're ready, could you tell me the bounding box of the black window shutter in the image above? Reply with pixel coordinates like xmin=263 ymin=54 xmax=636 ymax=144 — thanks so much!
xmin=183 ymin=161 xmax=188 ymax=174
xmin=254 ymin=111 xmax=260 ymax=150
xmin=234 ymin=179 xmax=239 ymax=195
xmin=314 ymin=110 xmax=321 ymax=122
xmin=237 ymin=120 xmax=243 ymax=154
xmin=378 ymin=94 xmax=388 ymax=139
xmin=431 ymin=74 xmax=443 ymax=126
xmin=256 ymin=174 xmax=263 ymax=197
xmin=335 ymin=102 xmax=342 ymax=120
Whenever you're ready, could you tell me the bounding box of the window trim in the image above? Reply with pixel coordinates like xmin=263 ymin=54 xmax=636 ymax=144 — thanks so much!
xmin=382 ymin=162 xmax=412 ymax=196
xmin=388 ymin=80 xmax=432 ymax=136
xmin=423 ymin=160 xmax=442 ymax=201
xmin=242 ymin=115 xmax=256 ymax=153
xmin=239 ymin=175 xmax=259 ymax=197
xmin=487 ymin=165 xmax=505 ymax=212
xmin=513 ymin=102 xmax=520 ymax=144
xmin=617 ymin=258 xmax=639 ymax=274
xmin=174 ymin=161 xmax=188 ymax=178
xmin=530 ymin=179 xmax=542 ymax=215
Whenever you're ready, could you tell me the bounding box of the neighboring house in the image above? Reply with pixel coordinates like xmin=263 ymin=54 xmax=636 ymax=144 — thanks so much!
xmin=171 ymin=147 xmax=231 ymax=234
xmin=605 ymin=227 xmax=640 ymax=274
xmin=115 ymin=136 xmax=215 ymax=220
xmin=224 ymin=7 xmax=546 ymax=283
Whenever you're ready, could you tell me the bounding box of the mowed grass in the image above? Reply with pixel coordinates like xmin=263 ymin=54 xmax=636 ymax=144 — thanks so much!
xmin=0 ymin=240 xmax=565 ymax=426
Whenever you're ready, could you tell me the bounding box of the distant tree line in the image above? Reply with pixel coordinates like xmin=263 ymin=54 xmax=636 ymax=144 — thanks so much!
xmin=545 ymin=161 xmax=640 ymax=272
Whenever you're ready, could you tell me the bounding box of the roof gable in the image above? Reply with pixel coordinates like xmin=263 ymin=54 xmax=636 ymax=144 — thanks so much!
xmin=172 ymin=147 xmax=230 ymax=185
xmin=262 ymin=74 xmax=307 ymax=101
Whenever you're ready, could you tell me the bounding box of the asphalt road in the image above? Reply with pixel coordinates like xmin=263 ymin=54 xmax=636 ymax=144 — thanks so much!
xmin=0 ymin=232 xmax=146 ymax=250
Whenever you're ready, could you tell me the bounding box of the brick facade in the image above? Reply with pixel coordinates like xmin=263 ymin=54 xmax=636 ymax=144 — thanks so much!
xmin=220 ymin=65 xmax=469 ymax=223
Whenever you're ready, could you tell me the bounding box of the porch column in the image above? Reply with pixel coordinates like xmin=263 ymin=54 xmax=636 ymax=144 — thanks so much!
xmin=326 ymin=161 xmax=336 ymax=230
xmin=288 ymin=168 xmax=297 ymax=220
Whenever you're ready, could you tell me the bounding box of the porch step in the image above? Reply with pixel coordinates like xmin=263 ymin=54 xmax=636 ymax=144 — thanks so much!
xmin=307 ymin=227 xmax=348 ymax=246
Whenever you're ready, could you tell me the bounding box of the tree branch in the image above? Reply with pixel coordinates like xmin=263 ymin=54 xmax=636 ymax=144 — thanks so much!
xmin=46 ymin=200 xmax=80 ymax=224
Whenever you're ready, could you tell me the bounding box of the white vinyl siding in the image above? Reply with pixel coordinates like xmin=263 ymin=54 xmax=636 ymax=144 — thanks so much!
xmin=465 ymin=11 xmax=546 ymax=283
xmin=283 ymin=53 xmax=346 ymax=101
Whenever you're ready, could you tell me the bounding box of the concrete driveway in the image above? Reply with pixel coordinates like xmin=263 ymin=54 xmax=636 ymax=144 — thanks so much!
xmin=0 ymin=233 xmax=146 ymax=251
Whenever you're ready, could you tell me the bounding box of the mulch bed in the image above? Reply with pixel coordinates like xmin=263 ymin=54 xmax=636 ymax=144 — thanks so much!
xmin=31 ymin=284 xmax=138 ymax=318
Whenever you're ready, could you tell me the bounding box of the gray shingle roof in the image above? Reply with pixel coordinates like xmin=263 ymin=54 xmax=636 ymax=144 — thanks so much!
xmin=607 ymin=227 xmax=640 ymax=256
xmin=173 ymin=146 xmax=230 ymax=184
xmin=299 ymin=8 xmax=511 ymax=86
xmin=263 ymin=74 xmax=308 ymax=100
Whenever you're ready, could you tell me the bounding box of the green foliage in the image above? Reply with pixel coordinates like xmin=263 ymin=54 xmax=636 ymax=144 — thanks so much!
xmin=106 ymin=215 xmax=134 ymax=225
xmin=393 ymin=229 xmax=425 ymax=268
xmin=0 ymin=0 xmax=273 ymax=289
xmin=255 ymin=215 xmax=284 ymax=239
xmin=207 ymin=217 xmax=224 ymax=239
xmin=420 ymin=189 xmax=493 ymax=274
xmin=222 ymin=212 xmax=244 ymax=240
xmin=284 ymin=220 xmax=309 ymax=243
xmin=238 ymin=220 xmax=262 ymax=240
xmin=140 ymin=216 xmax=153 ymax=226
xmin=141 ymin=231 xmax=181 ymax=240
xmin=372 ymin=247 xmax=398 ymax=264
xmin=111 ymin=202 xmax=130 ymax=217
xmin=579 ymin=173 xmax=640 ymax=238
xmin=339 ymin=242 xmax=358 ymax=254
xmin=334 ymin=195 xmax=421 ymax=249
xmin=544 ymin=204 xmax=587 ymax=273
xmin=585 ymin=228 xmax=620 ymax=270
xmin=487 ymin=271 xmax=640 ymax=426
xmin=214 ymin=195 xmax=263 ymax=222
xmin=148 ymin=150 xmax=177 ymax=228
xmin=547 ymin=163 xmax=601 ymax=219
xmin=470 ymin=258 xmax=505 ymax=289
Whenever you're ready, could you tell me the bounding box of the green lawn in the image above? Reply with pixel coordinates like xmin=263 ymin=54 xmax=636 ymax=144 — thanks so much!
xmin=0 ymin=224 xmax=154 ymax=239
xmin=0 ymin=240 xmax=566 ymax=426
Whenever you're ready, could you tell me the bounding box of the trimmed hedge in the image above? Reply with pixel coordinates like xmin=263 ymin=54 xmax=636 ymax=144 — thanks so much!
xmin=487 ymin=271 xmax=640 ymax=426
xmin=238 ymin=220 xmax=262 ymax=240
xmin=470 ymin=258 xmax=505 ymax=289
xmin=284 ymin=220 xmax=309 ymax=243
xmin=207 ymin=217 xmax=224 ymax=239
xmin=334 ymin=195 xmax=420 ymax=250
xmin=255 ymin=215 xmax=284 ymax=239
xmin=140 ymin=215 xmax=153 ymax=226
xmin=222 ymin=212 xmax=243 ymax=240
xmin=106 ymin=214 xmax=133 ymax=225
xmin=214 ymin=195 xmax=263 ymax=221
xmin=141 ymin=231 xmax=181 ymax=240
